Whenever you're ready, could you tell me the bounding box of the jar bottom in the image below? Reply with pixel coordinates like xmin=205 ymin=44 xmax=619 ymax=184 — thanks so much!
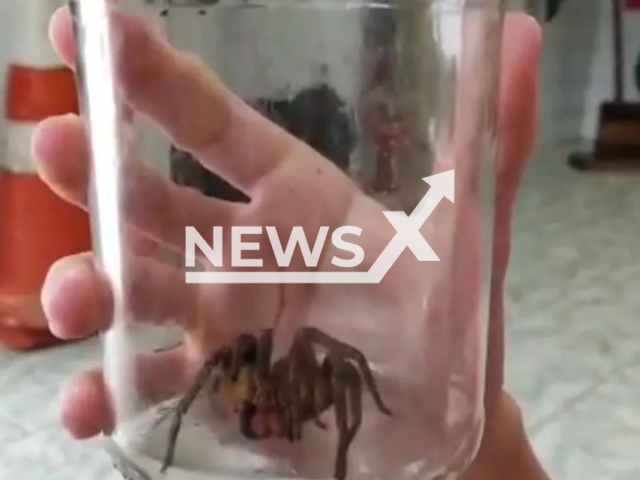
xmin=104 ymin=383 xmax=483 ymax=480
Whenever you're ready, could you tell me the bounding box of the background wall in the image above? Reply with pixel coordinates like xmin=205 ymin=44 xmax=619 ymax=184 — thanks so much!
xmin=0 ymin=0 xmax=69 ymax=159
xmin=581 ymin=0 xmax=640 ymax=140
xmin=0 ymin=1 xmax=638 ymax=153
xmin=535 ymin=0 xmax=602 ymax=146
xmin=531 ymin=0 xmax=639 ymax=146
xmin=0 ymin=2 xmax=20 ymax=143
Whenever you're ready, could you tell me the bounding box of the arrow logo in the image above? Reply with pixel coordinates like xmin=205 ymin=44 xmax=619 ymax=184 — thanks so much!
xmin=186 ymin=170 xmax=455 ymax=284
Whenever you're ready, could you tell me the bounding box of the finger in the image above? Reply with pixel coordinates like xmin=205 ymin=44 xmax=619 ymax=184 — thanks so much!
xmin=43 ymin=253 xmax=112 ymax=339
xmin=49 ymin=6 xmax=75 ymax=67
xmin=50 ymin=5 xmax=304 ymax=195
xmin=32 ymin=113 xmax=237 ymax=249
xmin=486 ymin=13 xmax=542 ymax=408
xmin=494 ymin=13 xmax=541 ymax=280
xmin=496 ymin=13 xmax=541 ymax=222
xmin=42 ymin=252 xmax=199 ymax=340
xmin=62 ymin=348 xmax=189 ymax=439
xmin=62 ymin=370 xmax=114 ymax=439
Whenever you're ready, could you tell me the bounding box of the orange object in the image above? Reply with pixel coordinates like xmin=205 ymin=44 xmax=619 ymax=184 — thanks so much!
xmin=0 ymin=325 xmax=63 ymax=351
xmin=0 ymin=0 xmax=91 ymax=350
xmin=6 ymin=65 xmax=80 ymax=121
xmin=0 ymin=172 xmax=91 ymax=295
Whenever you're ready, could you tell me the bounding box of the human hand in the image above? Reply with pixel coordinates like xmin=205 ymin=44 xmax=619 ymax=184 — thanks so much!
xmin=34 ymin=5 xmax=543 ymax=479
xmin=460 ymin=12 xmax=548 ymax=480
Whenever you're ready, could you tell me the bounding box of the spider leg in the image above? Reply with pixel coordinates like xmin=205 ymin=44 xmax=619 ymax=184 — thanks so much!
xmin=152 ymin=372 xmax=221 ymax=433
xmin=311 ymin=357 xmax=334 ymax=430
xmin=251 ymin=329 xmax=278 ymax=438
xmin=208 ymin=374 xmax=221 ymax=396
xmin=161 ymin=347 xmax=231 ymax=474
xmin=283 ymin=397 xmax=295 ymax=442
xmin=344 ymin=362 xmax=362 ymax=450
xmin=239 ymin=400 xmax=259 ymax=439
xmin=231 ymin=334 xmax=258 ymax=381
xmin=151 ymin=402 xmax=179 ymax=432
xmin=257 ymin=329 xmax=274 ymax=380
xmin=314 ymin=417 xmax=328 ymax=430
xmin=289 ymin=333 xmax=325 ymax=441
xmin=278 ymin=380 xmax=296 ymax=442
xmin=287 ymin=359 xmax=303 ymax=441
xmin=299 ymin=327 xmax=392 ymax=416
xmin=272 ymin=360 xmax=295 ymax=442
xmin=328 ymin=354 xmax=362 ymax=480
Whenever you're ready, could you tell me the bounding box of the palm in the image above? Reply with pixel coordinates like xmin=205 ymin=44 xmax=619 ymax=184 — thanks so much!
xmin=167 ymin=157 xmax=431 ymax=389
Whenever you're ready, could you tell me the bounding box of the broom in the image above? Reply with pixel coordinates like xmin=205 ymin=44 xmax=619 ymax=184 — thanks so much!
xmin=569 ymin=0 xmax=640 ymax=171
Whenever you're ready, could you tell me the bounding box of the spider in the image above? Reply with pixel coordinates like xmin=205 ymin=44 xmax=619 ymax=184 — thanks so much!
xmin=160 ymin=327 xmax=392 ymax=480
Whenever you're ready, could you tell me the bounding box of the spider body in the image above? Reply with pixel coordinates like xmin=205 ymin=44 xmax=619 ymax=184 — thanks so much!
xmin=161 ymin=327 xmax=392 ymax=480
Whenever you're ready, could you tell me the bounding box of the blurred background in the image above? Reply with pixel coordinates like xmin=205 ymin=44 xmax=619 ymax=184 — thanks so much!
xmin=0 ymin=0 xmax=639 ymax=479
xmin=505 ymin=2 xmax=640 ymax=480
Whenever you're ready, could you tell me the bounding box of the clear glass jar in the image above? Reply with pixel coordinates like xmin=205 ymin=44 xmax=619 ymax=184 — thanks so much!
xmin=71 ymin=0 xmax=504 ymax=479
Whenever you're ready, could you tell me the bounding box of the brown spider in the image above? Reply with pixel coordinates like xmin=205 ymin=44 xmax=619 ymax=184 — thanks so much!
xmin=160 ymin=327 xmax=392 ymax=480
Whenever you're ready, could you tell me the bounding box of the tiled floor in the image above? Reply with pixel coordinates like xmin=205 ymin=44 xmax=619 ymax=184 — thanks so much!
xmin=1 ymin=144 xmax=639 ymax=479
xmin=505 ymin=143 xmax=640 ymax=479
xmin=0 ymin=339 xmax=119 ymax=480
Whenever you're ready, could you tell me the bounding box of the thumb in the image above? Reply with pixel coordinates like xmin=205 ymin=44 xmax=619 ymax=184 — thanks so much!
xmin=486 ymin=12 xmax=542 ymax=409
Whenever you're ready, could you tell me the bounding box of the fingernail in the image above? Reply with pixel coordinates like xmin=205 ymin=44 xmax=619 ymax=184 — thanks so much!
xmin=42 ymin=256 xmax=92 ymax=338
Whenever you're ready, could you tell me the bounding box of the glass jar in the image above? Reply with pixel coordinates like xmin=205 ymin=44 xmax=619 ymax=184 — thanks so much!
xmin=70 ymin=0 xmax=505 ymax=479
